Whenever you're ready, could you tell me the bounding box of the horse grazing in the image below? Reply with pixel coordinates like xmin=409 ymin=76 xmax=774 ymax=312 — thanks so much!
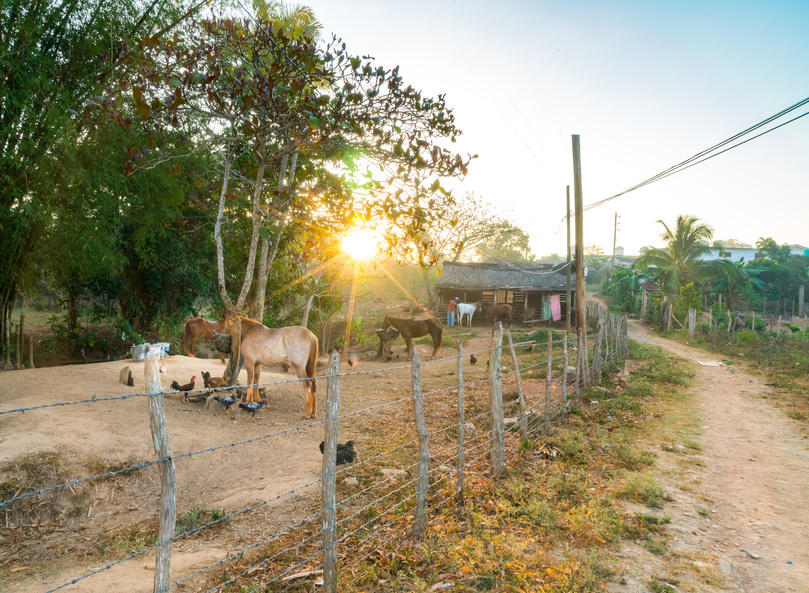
xmin=382 ymin=315 xmax=443 ymax=359
xmin=456 ymin=302 xmax=477 ymax=327
xmin=184 ymin=317 xmax=227 ymax=362
xmin=239 ymin=317 xmax=319 ymax=418
xmin=476 ymin=301 xmax=513 ymax=327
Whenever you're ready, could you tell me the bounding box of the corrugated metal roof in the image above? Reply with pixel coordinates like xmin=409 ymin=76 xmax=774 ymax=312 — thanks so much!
xmin=436 ymin=261 xmax=575 ymax=291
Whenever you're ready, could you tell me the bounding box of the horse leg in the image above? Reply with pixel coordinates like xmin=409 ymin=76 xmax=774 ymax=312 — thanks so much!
xmin=404 ymin=336 xmax=413 ymax=360
xmin=291 ymin=363 xmax=316 ymax=418
xmin=250 ymin=363 xmax=262 ymax=403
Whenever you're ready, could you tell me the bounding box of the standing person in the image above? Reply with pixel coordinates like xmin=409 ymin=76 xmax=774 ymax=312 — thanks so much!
xmin=447 ymin=297 xmax=458 ymax=327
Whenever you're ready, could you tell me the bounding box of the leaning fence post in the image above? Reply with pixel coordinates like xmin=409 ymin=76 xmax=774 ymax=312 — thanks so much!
xmin=455 ymin=338 xmax=465 ymax=505
xmin=411 ymin=347 xmax=430 ymax=538
xmin=593 ymin=315 xmax=603 ymax=385
xmin=506 ymin=331 xmax=528 ymax=440
xmin=145 ymin=345 xmax=176 ymax=593
xmin=322 ymin=350 xmax=341 ymax=593
xmin=489 ymin=323 xmax=506 ymax=477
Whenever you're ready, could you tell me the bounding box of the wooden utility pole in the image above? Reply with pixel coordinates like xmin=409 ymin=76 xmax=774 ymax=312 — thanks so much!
xmin=611 ymin=212 xmax=619 ymax=271
xmin=565 ymin=186 xmax=572 ymax=334
xmin=572 ymin=135 xmax=586 ymax=335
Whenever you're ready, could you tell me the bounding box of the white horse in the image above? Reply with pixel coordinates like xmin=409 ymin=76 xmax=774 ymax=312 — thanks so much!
xmin=457 ymin=302 xmax=477 ymax=327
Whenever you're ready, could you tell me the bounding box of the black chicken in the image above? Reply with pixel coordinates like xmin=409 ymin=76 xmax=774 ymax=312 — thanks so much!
xmin=470 ymin=354 xmax=477 ymax=364
xmin=239 ymin=398 xmax=267 ymax=422
xmin=524 ymin=344 xmax=533 ymax=353
xmin=213 ymin=391 xmax=237 ymax=417
xmin=319 ymin=440 xmax=357 ymax=465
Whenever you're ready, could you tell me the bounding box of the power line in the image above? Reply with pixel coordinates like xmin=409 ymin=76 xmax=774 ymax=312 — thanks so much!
xmin=583 ymin=96 xmax=809 ymax=212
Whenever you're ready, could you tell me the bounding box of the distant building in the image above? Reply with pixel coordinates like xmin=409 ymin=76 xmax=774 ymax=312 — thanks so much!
xmin=701 ymin=244 xmax=809 ymax=264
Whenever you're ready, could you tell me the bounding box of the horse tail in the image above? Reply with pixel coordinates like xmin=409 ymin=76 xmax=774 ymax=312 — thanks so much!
xmin=307 ymin=334 xmax=318 ymax=394
xmin=433 ymin=318 xmax=443 ymax=357
xmin=183 ymin=320 xmax=195 ymax=357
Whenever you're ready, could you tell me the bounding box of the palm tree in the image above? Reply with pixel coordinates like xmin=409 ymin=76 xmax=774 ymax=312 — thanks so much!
xmin=634 ymin=215 xmax=715 ymax=293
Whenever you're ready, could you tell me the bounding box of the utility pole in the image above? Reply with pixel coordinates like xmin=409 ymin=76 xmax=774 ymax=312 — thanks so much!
xmin=611 ymin=212 xmax=619 ymax=271
xmin=565 ymin=186 xmax=571 ymax=334
xmin=572 ymin=135 xmax=586 ymax=336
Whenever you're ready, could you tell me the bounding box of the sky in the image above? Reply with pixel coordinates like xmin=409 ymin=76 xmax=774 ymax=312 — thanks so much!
xmin=300 ymin=0 xmax=809 ymax=257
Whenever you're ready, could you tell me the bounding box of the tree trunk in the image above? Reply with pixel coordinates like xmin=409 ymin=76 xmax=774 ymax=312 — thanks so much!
xmin=254 ymin=148 xmax=298 ymax=322
xmin=301 ymin=293 xmax=315 ymax=328
xmin=235 ymin=153 xmax=267 ymax=313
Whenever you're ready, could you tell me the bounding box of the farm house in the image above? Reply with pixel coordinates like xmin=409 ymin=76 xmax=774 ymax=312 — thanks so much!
xmin=435 ymin=261 xmax=575 ymax=325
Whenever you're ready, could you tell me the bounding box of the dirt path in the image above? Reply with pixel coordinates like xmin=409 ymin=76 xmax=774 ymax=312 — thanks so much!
xmin=624 ymin=319 xmax=809 ymax=592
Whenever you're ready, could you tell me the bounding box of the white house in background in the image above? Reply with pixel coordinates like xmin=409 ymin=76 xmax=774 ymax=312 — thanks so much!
xmin=701 ymin=244 xmax=809 ymax=264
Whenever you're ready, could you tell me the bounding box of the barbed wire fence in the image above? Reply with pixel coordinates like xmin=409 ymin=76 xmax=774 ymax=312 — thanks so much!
xmin=0 ymin=307 xmax=628 ymax=593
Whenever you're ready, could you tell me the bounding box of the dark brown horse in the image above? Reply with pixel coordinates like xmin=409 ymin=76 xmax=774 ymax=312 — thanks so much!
xmin=183 ymin=317 xmax=228 ymax=362
xmin=382 ymin=315 xmax=443 ymax=359
xmin=476 ymin=302 xmax=513 ymax=327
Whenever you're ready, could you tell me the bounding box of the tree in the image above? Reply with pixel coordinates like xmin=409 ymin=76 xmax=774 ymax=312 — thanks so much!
xmin=0 ymin=0 xmax=211 ymax=361
xmin=94 ymin=6 xmax=471 ymax=376
xmin=474 ymin=221 xmax=535 ymax=263
xmin=634 ymin=215 xmax=716 ymax=293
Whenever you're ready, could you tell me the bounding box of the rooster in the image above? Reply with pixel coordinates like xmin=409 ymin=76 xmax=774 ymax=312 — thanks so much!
xmin=319 ymin=440 xmax=357 ymax=465
xmin=170 ymin=375 xmax=196 ymax=403
xmin=239 ymin=398 xmax=267 ymax=422
xmin=213 ymin=391 xmax=238 ymax=417
xmin=202 ymin=370 xmax=230 ymax=389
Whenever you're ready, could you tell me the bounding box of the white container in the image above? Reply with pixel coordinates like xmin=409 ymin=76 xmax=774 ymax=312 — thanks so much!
xmin=131 ymin=344 xmax=149 ymax=361
xmin=154 ymin=342 xmax=170 ymax=355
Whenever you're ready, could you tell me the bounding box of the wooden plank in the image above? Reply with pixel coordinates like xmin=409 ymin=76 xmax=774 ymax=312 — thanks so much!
xmin=506 ymin=331 xmax=527 ymax=440
xmin=544 ymin=331 xmax=553 ymax=434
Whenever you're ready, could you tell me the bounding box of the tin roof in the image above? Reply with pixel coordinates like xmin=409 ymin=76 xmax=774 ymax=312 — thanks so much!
xmin=436 ymin=261 xmax=575 ymax=291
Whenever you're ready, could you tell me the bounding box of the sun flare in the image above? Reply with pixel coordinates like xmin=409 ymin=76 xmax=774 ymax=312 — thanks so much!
xmin=342 ymin=229 xmax=379 ymax=260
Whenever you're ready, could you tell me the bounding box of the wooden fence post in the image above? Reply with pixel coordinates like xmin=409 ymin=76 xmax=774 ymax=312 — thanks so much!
xmin=562 ymin=333 xmax=569 ymax=406
xmin=544 ymin=330 xmax=553 ymax=434
xmin=489 ymin=323 xmax=506 ymax=477
xmin=28 ymin=335 xmax=35 ymax=369
xmin=411 ymin=347 xmax=430 ymax=538
xmin=688 ymin=308 xmax=695 ymax=339
xmin=641 ymin=291 xmax=647 ymax=320
xmin=145 ymin=345 xmax=176 ymax=593
xmin=321 ymin=350 xmax=341 ymax=593
xmin=455 ymin=338 xmax=465 ymax=505
xmin=576 ymin=328 xmax=584 ymax=404
xmin=506 ymin=331 xmax=527 ymax=440
xmin=592 ymin=315 xmax=602 ymax=385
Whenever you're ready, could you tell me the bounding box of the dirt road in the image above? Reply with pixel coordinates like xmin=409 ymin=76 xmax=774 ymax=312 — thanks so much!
xmin=621 ymin=319 xmax=809 ymax=592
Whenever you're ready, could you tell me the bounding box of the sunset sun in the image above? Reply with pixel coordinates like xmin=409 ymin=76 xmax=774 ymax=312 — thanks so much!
xmin=342 ymin=229 xmax=379 ymax=260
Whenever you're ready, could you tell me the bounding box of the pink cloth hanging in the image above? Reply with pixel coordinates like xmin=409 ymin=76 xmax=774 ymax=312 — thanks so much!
xmin=550 ymin=294 xmax=562 ymax=321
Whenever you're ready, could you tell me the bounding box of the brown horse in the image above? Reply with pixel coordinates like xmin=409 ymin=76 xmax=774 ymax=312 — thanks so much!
xmin=183 ymin=317 xmax=227 ymax=362
xmin=239 ymin=317 xmax=319 ymax=418
xmin=476 ymin=302 xmax=513 ymax=327
xmin=382 ymin=315 xmax=443 ymax=359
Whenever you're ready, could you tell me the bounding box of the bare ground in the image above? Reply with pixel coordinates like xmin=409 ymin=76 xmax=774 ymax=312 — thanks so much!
xmin=3 ymin=318 xmax=809 ymax=592
xmin=610 ymin=319 xmax=809 ymax=592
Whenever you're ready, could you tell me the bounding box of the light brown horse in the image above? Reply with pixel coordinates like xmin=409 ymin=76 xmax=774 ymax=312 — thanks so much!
xmin=476 ymin=301 xmax=513 ymax=327
xmin=239 ymin=317 xmax=319 ymax=418
xmin=382 ymin=315 xmax=443 ymax=359
xmin=183 ymin=317 xmax=227 ymax=362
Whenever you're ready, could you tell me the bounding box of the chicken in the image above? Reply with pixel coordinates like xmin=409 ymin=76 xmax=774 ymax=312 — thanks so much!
xmin=470 ymin=354 xmax=477 ymax=364
xmin=202 ymin=370 xmax=229 ymax=389
xmin=319 ymin=440 xmax=357 ymax=465
xmin=347 ymin=351 xmax=359 ymax=368
xmin=524 ymin=344 xmax=533 ymax=353
xmin=170 ymin=375 xmax=196 ymax=403
xmin=213 ymin=391 xmax=237 ymax=417
xmin=239 ymin=398 xmax=267 ymax=422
